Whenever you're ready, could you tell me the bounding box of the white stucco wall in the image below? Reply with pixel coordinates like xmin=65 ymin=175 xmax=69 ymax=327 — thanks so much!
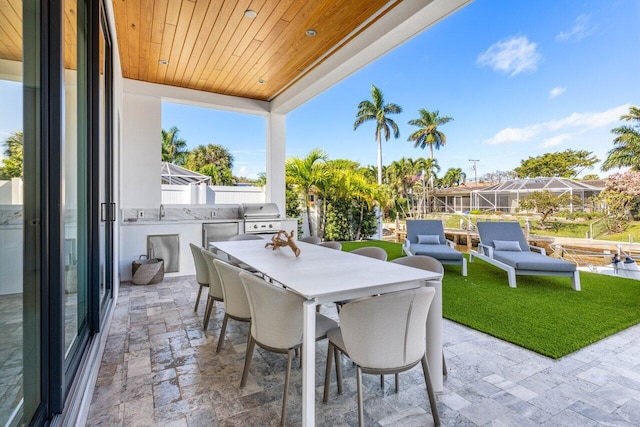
xmin=121 ymin=92 xmax=162 ymax=208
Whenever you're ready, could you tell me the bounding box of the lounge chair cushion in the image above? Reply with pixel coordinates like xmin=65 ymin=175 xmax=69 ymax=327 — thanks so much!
xmin=417 ymin=234 xmax=442 ymax=245
xmin=493 ymin=240 xmax=522 ymax=251
xmin=493 ymin=251 xmax=576 ymax=272
xmin=410 ymin=244 xmax=464 ymax=261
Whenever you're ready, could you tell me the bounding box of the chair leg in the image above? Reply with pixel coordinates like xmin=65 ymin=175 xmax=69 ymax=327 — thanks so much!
xmin=356 ymin=366 xmax=364 ymax=427
xmin=443 ymin=353 xmax=448 ymax=376
xmin=203 ymin=296 xmax=214 ymax=330
xmin=380 ymin=375 xmax=384 ymax=389
xmin=194 ymin=284 xmax=204 ymax=312
xmin=421 ymin=355 xmax=440 ymax=426
xmin=240 ymin=335 xmax=256 ymax=388
xmin=323 ymin=342 xmax=334 ymax=403
xmin=395 ymin=373 xmax=399 ymax=393
xmin=281 ymin=349 xmax=294 ymax=427
xmin=334 ymin=346 xmax=343 ymax=395
xmin=216 ymin=314 xmax=229 ymax=353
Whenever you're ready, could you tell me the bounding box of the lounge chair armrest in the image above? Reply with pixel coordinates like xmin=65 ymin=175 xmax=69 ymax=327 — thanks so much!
xmin=529 ymin=245 xmax=546 ymax=256
xmin=478 ymin=243 xmax=494 ymax=258
xmin=446 ymin=239 xmax=456 ymax=248
xmin=404 ymin=238 xmax=411 ymax=248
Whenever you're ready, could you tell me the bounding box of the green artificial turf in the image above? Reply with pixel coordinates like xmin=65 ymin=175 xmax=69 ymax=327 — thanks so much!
xmin=444 ymin=257 xmax=640 ymax=358
xmin=340 ymin=240 xmax=405 ymax=260
xmin=342 ymin=241 xmax=640 ymax=359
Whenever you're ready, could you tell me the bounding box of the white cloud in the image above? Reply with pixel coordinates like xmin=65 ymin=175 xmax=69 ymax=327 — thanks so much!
xmin=549 ymin=86 xmax=566 ymax=99
xmin=541 ymin=134 xmax=572 ymax=148
xmin=556 ymin=14 xmax=593 ymax=42
xmin=484 ymin=104 xmax=630 ymax=145
xmin=477 ymin=36 xmax=541 ymax=76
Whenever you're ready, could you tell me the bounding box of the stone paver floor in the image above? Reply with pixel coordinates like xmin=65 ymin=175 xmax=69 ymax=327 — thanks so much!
xmin=87 ymin=277 xmax=640 ymax=426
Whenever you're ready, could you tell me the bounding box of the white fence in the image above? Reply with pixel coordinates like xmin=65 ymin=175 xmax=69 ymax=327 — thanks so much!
xmin=161 ymin=184 xmax=265 ymax=205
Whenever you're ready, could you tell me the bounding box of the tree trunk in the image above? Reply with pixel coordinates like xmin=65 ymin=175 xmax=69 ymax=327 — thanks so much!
xmin=305 ymin=193 xmax=314 ymax=236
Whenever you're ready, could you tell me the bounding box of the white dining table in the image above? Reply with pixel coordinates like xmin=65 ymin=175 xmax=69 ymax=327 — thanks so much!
xmin=210 ymin=240 xmax=443 ymax=426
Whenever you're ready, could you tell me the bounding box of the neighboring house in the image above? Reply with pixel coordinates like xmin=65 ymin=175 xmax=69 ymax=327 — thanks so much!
xmin=470 ymin=177 xmax=604 ymax=213
xmin=433 ymin=182 xmax=491 ymax=213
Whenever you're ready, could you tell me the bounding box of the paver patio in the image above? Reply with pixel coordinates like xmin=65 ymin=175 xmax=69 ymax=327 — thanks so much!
xmin=87 ymin=277 xmax=640 ymax=426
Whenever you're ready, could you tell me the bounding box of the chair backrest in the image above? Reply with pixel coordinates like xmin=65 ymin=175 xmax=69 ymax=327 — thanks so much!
xmin=213 ymin=259 xmax=251 ymax=319
xmin=351 ymin=246 xmax=388 ymax=261
xmin=299 ymin=236 xmax=321 ymax=244
xmin=189 ymin=243 xmax=209 ymax=285
xmin=339 ymin=287 xmax=435 ymax=369
xmin=391 ymin=255 xmax=444 ymax=279
xmin=319 ymin=241 xmax=342 ymax=250
xmin=476 ymin=221 xmax=530 ymax=252
xmin=229 ymin=234 xmax=264 ymax=241
xmin=201 ymin=249 xmax=224 ymax=300
xmin=239 ymin=271 xmax=305 ymax=350
xmin=405 ymin=220 xmax=446 ymax=245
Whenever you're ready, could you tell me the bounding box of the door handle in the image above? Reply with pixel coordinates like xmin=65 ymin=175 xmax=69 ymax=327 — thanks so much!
xmin=110 ymin=203 xmax=116 ymax=222
xmin=100 ymin=203 xmax=107 ymax=222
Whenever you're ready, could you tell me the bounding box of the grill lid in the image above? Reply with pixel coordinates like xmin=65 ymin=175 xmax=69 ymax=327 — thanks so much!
xmin=239 ymin=203 xmax=281 ymax=220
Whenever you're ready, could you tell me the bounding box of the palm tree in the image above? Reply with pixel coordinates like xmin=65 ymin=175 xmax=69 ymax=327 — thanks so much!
xmin=354 ymin=85 xmax=402 ymax=185
xmin=602 ymin=106 xmax=640 ymax=171
xmin=285 ymin=149 xmax=329 ymax=237
xmin=161 ymin=126 xmax=189 ymax=165
xmin=0 ymin=130 xmax=23 ymax=179
xmin=441 ymin=167 xmax=466 ymax=188
xmin=185 ymin=143 xmax=235 ymax=185
xmin=407 ymin=109 xmax=454 ymax=162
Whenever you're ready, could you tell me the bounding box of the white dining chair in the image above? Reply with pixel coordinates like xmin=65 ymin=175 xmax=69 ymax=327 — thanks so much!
xmin=392 ymin=255 xmax=447 ymax=376
xmin=350 ymin=246 xmax=388 ymax=261
xmin=238 ymin=271 xmax=338 ymax=426
xmin=319 ymin=241 xmax=342 ymax=250
xmin=212 ymin=259 xmax=252 ymax=353
xmin=299 ymin=236 xmax=321 ymax=244
xmin=189 ymin=243 xmax=209 ymax=312
xmin=323 ymin=287 xmax=440 ymax=427
xmin=200 ymin=249 xmax=225 ymax=330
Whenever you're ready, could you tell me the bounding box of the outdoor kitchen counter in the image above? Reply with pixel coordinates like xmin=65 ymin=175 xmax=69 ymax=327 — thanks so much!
xmin=119 ymin=218 xmax=244 ymax=226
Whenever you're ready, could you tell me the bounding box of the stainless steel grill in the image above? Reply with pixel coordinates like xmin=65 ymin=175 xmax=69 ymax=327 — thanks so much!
xmin=239 ymin=203 xmax=283 ymax=234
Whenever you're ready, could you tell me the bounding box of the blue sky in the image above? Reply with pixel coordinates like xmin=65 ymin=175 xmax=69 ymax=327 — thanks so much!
xmin=164 ymin=0 xmax=639 ymax=180
xmin=2 ymin=0 xmax=637 ymax=181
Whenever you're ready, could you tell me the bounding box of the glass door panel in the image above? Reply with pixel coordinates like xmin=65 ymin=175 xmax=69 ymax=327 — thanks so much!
xmin=63 ymin=0 xmax=88 ymax=359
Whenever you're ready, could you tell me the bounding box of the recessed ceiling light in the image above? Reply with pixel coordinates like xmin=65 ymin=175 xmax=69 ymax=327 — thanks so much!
xmin=244 ymin=9 xmax=257 ymax=19
xmin=306 ymin=29 xmax=317 ymax=37
xmin=258 ymin=79 xmax=265 ymax=84
xmin=158 ymin=59 xmax=168 ymax=65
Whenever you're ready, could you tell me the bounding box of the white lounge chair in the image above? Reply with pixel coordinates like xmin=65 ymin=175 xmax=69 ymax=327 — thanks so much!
xmin=469 ymin=221 xmax=580 ymax=290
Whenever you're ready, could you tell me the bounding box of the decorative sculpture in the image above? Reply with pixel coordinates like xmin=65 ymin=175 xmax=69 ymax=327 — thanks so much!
xmin=265 ymin=230 xmax=301 ymax=257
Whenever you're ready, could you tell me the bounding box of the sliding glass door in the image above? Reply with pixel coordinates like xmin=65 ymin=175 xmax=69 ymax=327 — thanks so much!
xmin=0 ymin=0 xmax=113 ymax=423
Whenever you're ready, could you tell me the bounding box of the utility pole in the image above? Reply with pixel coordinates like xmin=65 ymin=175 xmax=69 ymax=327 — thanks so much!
xmin=469 ymin=159 xmax=479 ymax=183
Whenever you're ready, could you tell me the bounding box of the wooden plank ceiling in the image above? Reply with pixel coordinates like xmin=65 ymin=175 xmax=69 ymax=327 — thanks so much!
xmin=0 ymin=0 xmax=78 ymax=70
xmin=112 ymin=0 xmax=401 ymax=101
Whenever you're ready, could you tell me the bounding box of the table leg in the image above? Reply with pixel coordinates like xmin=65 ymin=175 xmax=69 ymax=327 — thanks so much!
xmin=425 ymin=280 xmax=443 ymax=392
xmin=302 ymin=299 xmax=317 ymax=426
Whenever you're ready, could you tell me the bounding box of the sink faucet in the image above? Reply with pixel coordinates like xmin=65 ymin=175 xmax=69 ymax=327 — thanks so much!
xmin=159 ymin=204 xmax=165 ymax=220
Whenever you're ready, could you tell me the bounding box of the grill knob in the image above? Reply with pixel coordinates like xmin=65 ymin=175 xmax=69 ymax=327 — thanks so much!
xmin=268 ymin=224 xmax=273 ymax=228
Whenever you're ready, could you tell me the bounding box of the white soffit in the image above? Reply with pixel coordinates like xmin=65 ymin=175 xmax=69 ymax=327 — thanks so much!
xmin=271 ymin=0 xmax=472 ymax=115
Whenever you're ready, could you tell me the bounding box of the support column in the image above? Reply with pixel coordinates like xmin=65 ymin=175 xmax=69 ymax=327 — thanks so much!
xmin=266 ymin=113 xmax=286 ymax=214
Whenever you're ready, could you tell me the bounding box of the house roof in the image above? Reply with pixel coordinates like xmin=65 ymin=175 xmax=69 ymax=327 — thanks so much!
xmin=474 ymin=177 xmax=604 ymax=193
xmin=161 ymin=162 xmax=211 ymax=185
